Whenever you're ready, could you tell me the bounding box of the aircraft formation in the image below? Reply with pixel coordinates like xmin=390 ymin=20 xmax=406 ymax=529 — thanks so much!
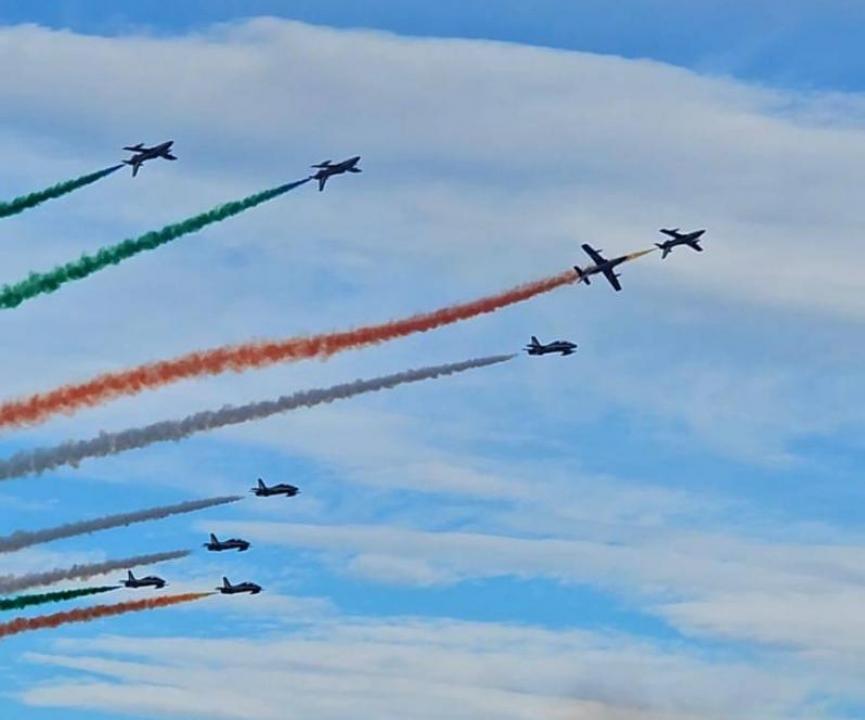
xmin=0 ymin=141 xmax=708 ymax=637
xmin=110 ymin=478 xmax=293 ymax=594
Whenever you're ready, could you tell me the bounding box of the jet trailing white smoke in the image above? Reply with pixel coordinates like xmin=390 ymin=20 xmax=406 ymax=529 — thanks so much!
xmin=0 ymin=355 xmax=515 ymax=479
xmin=0 ymin=549 xmax=190 ymax=594
xmin=0 ymin=497 xmax=241 ymax=553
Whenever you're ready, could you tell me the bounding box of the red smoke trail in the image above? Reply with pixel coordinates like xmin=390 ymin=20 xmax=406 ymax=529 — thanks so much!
xmin=0 ymin=269 xmax=578 ymax=429
xmin=0 ymin=592 xmax=212 ymax=640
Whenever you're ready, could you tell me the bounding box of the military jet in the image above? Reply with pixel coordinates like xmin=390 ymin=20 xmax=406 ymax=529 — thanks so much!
xmin=122 ymin=140 xmax=177 ymax=177
xmin=119 ymin=570 xmax=166 ymax=589
xmin=573 ymin=244 xmax=634 ymax=291
xmin=310 ymin=156 xmax=361 ymax=191
xmin=204 ymin=533 xmax=250 ymax=552
xmin=524 ymin=336 xmax=577 ymax=356
xmin=217 ymin=577 xmax=262 ymax=595
xmin=251 ymin=478 xmax=299 ymax=498
xmin=655 ymin=228 xmax=706 ymax=259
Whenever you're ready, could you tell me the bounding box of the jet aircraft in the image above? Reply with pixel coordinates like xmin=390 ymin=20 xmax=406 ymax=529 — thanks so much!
xmin=310 ymin=156 xmax=361 ymax=191
xmin=122 ymin=140 xmax=177 ymax=177
xmin=524 ymin=336 xmax=577 ymax=356
xmin=204 ymin=533 xmax=250 ymax=552
xmin=655 ymin=228 xmax=706 ymax=259
xmin=573 ymin=244 xmax=634 ymax=291
xmin=119 ymin=570 xmax=166 ymax=589
xmin=217 ymin=577 xmax=262 ymax=595
xmin=251 ymin=478 xmax=299 ymax=498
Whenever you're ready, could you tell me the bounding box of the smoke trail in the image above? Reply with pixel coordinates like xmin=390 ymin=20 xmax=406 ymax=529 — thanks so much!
xmin=0 ymin=496 xmax=241 ymax=553
xmin=0 ymin=585 xmax=117 ymax=612
xmin=0 ymin=267 xmax=588 ymax=429
xmin=0 ymin=355 xmax=513 ymax=479
xmin=0 ymin=165 xmax=122 ymax=220
xmin=0 ymin=550 xmax=190 ymax=594
xmin=0 ymin=592 xmax=212 ymax=640
xmin=0 ymin=176 xmax=311 ymax=310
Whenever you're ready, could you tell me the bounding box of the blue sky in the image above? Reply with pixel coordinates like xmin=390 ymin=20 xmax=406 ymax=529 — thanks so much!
xmin=1 ymin=3 xmax=865 ymax=719
xmin=6 ymin=0 xmax=865 ymax=90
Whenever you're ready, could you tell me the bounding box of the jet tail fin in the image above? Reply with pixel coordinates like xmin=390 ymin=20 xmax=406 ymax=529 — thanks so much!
xmin=127 ymin=571 xmax=135 ymax=581
xmin=222 ymin=577 xmax=231 ymax=588
xmin=258 ymin=478 xmax=266 ymax=490
xmin=317 ymin=176 xmax=327 ymax=191
xmin=210 ymin=533 xmax=218 ymax=543
xmin=531 ymin=336 xmax=540 ymax=346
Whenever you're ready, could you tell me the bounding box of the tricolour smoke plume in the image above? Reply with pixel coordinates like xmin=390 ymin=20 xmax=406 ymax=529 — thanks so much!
xmin=0 ymin=550 xmax=190 ymax=594
xmin=0 ymin=354 xmax=514 ymax=479
xmin=0 ymin=585 xmax=117 ymax=612
xmin=0 ymin=165 xmax=122 ymax=220
xmin=0 ymin=176 xmax=310 ymax=310
xmin=0 ymin=592 xmax=212 ymax=640
xmin=0 ymin=496 xmax=241 ymax=553
xmin=0 ymin=267 xmax=585 ymax=429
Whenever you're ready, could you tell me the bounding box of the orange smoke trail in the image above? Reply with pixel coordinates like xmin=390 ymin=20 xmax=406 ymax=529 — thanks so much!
xmin=0 ymin=269 xmax=579 ymax=429
xmin=0 ymin=592 xmax=212 ymax=640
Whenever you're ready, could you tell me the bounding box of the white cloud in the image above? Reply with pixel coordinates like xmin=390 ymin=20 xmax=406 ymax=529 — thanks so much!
xmin=21 ymin=616 xmax=813 ymax=720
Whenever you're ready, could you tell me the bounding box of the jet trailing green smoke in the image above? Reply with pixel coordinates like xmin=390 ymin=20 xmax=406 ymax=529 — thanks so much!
xmin=0 ymin=165 xmax=122 ymax=220
xmin=0 ymin=585 xmax=117 ymax=611
xmin=0 ymin=176 xmax=311 ymax=310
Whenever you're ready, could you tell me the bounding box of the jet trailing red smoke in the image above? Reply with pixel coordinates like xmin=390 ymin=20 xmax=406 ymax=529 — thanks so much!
xmin=0 ymin=269 xmax=577 ymax=428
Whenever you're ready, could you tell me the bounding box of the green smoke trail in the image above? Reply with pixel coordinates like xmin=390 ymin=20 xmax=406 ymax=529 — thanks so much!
xmin=0 ymin=165 xmax=122 ymax=220
xmin=0 ymin=176 xmax=311 ymax=310
xmin=0 ymin=585 xmax=117 ymax=611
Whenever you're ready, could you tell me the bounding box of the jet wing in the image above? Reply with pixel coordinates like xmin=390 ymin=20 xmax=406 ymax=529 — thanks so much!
xmin=581 ymin=244 xmax=607 ymax=265
xmin=602 ymin=269 xmax=622 ymax=292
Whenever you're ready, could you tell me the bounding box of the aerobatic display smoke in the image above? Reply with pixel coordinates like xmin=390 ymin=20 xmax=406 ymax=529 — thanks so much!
xmin=0 ymin=550 xmax=190 ymax=594
xmin=0 ymin=165 xmax=122 ymax=220
xmin=0 ymin=268 xmax=585 ymax=429
xmin=0 ymin=592 xmax=212 ymax=640
xmin=0 ymin=585 xmax=117 ymax=611
xmin=0 ymin=496 xmax=241 ymax=553
xmin=0 ymin=355 xmax=514 ymax=478
xmin=0 ymin=176 xmax=310 ymax=310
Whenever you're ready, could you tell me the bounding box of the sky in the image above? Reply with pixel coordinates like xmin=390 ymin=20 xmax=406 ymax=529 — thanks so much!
xmin=0 ymin=2 xmax=865 ymax=719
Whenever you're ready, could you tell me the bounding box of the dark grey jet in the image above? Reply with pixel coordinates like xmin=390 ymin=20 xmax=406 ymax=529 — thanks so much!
xmin=573 ymin=244 xmax=633 ymax=292
xmin=217 ymin=576 xmax=262 ymax=595
xmin=251 ymin=478 xmax=299 ymax=498
xmin=310 ymin=156 xmax=361 ymax=191
xmin=122 ymin=140 xmax=177 ymax=177
xmin=204 ymin=533 xmax=250 ymax=552
xmin=655 ymin=228 xmax=706 ymax=259
xmin=525 ymin=336 xmax=577 ymax=356
xmin=119 ymin=570 xmax=166 ymax=589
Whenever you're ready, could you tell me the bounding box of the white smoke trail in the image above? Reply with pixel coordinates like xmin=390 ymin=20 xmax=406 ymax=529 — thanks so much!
xmin=0 ymin=355 xmax=514 ymax=480
xmin=0 ymin=497 xmax=241 ymax=553
xmin=0 ymin=549 xmax=190 ymax=593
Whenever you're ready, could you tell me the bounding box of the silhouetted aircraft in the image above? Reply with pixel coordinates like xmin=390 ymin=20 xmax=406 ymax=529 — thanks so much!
xmin=217 ymin=577 xmax=262 ymax=595
xmin=251 ymin=478 xmax=299 ymax=498
xmin=120 ymin=570 xmax=165 ymax=589
xmin=573 ymin=244 xmax=634 ymax=291
xmin=655 ymin=228 xmax=706 ymax=259
xmin=524 ymin=336 xmax=577 ymax=356
xmin=204 ymin=533 xmax=250 ymax=552
xmin=122 ymin=140 xmax=177 ymax=177
xmin=310 ymin=156 xmax=361 ymax=191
